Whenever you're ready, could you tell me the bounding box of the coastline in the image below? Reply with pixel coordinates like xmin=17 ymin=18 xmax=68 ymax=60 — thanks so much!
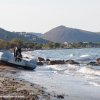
xmin=1 ymin=65 xmax=100 ymax=100
xmin=0 ymin=65 xmax=61 ymax=100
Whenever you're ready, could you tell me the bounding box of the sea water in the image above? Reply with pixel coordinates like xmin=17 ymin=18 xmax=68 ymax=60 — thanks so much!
xmin=18 ymin=48 xmax=100 ymax=100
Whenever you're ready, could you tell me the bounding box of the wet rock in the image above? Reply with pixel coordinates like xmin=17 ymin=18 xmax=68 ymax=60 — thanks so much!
xmin=66 ymin=60 xmax=79 ymax=64
xmin=46 ymin=59 xmax=50 ymax=61
xmin=30 ymin=83 xmax=34 ymax=87
xmin=37 ymin=62 xmax=44 ymax=66
xmin=25 ymin=57 xmax=29 ymax=59
xmin=96 ymin=58 xmax=100 ymax=64
xmin=12 ymin=78 xmax=15 ymax=81
xmin=88 ymin=58 xmax=100 ymax=66
xmin=87 ymin=62 xmax=97 ymax=66
xmin=40 ymin=90 xmax=45 ymax=94
xmin=49 ymin=60 xmax=65 ymax=65
xmin=57 ymin=94 xmax=64 ymax=99
xmin=38 ymin=57 xmax=45 ymax=61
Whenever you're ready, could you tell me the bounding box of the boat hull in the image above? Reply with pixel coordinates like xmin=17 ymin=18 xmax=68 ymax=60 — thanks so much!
xmin=0 ymin=51 xmax=37 ymax=70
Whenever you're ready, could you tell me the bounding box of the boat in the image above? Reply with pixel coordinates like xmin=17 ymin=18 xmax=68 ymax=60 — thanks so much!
xmin=0 ymin=51 xmax=37 ymax=70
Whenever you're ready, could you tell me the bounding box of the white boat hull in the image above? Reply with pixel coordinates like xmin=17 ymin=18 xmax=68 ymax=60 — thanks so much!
xmin=0 ymin=51 xmax=37 ymax=70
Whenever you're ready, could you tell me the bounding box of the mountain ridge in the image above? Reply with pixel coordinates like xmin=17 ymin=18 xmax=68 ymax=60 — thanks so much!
xmin=0 ymin=28 xmax=47 ymax=43
xmin=0 ymin=26 xmax=100 ymax=43
xmin=42 ymin=25 xmax=100 ymax=43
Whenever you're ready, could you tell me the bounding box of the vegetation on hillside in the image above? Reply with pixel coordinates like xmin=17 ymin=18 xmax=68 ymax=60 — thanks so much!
xmin=0 ymin=39 xmax=100 ymax=50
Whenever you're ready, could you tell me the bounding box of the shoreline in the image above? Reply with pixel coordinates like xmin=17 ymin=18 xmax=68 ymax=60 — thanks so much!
xmin=0 ymin=65 xmax=62 ymax=100
xmin=0 ymin=64 xmax=100 ymax=100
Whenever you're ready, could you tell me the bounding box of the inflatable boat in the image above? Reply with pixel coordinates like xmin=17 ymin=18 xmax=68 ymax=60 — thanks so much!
xmin=0 ymin=51 xmax=37 ymax=70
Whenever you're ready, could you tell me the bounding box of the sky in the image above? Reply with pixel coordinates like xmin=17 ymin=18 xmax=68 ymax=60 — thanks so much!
xmin=0 ymin=0 xmax=100 ymax=33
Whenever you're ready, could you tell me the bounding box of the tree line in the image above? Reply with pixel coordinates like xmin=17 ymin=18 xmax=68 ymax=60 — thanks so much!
xmin=0 ymin=38 xmax=100 ymax=50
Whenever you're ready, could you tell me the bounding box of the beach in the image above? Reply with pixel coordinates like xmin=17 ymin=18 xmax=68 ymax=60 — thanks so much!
xmin=0 ymin=65 xmax=62 ymax=100
xmin=1 ymin=65 xmax=100 ymax=100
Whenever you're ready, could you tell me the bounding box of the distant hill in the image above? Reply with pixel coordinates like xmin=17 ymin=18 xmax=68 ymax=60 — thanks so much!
xmin=18 ymin=32 xmax=48 ymax=43
xmin=97 ymin=32 xmax=100 ymax=34
xmin=42 ymin=25 xmax=100 ymax=43
xmin=0 ymin=28 xmax=48 ymax=43
xmin=29 ymin=33 xmax=43 ymax=37
xmin=0 ymin=28 xmax=25 ymax=41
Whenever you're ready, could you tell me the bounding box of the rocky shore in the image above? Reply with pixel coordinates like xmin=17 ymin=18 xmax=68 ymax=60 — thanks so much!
xmin=0 ymin=65 xmax=64 ymax=100
xmin=37 ymin=57 xmax=100 ymax=66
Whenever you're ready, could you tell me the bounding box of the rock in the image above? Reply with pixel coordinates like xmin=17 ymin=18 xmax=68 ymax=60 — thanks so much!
xmin=46 ymin=59 xmax=50 ymax=61
xmin=87 ymin=62 xmax=97 ymax=66
xmin=49 ymin=60 xmax=65 ymax=65
xmin=38 ymin=57 xmax=45 ymax=61
xmin=30 ymin=83 xmax=34 ymax=87
xmin=37 ymin=62 xmax=44 ymax=65
xmin=57 ymin=94 xmax=64 ymax=99
xmin=66 ymin=60 xmax=79 ymax=64
xmin=96 ymin=58 xmax=100 ymax=64
xmin=25 ymin=57 xmax=29 ymax=59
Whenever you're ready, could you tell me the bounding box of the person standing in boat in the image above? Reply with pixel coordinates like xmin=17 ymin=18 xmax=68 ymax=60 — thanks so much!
xmin=14 ymin=46 xmax=17 ymax=57
xmin=14 ymin=46 xmax=22 ymax=62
